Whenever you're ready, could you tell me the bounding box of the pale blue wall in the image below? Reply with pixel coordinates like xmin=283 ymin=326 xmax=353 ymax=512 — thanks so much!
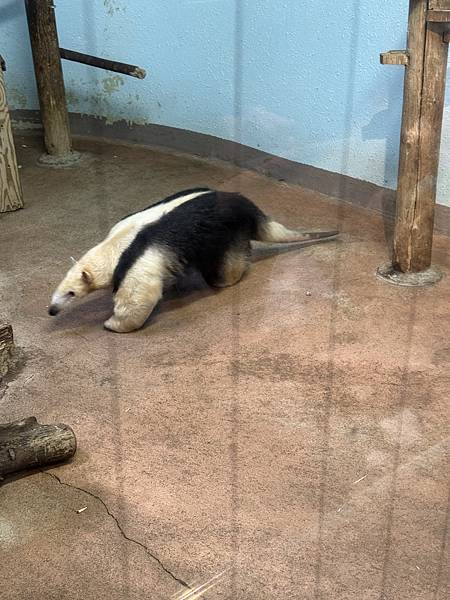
xmin=2 ymin=0 xmax=450 ymax=205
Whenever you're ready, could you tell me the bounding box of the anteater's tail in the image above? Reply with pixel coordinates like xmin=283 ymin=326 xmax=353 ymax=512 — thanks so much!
xmin=256 ymin=219 xmax=338 ymax=244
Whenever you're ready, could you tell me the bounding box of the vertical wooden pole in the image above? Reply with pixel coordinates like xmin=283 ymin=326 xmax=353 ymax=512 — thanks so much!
xmin=393 ymin=0 xmax=428 ymax=272
xmin=0 ymin=65 xmax=24 ymax=213
xmin=393 ymin=0 xmax=449 ymax=273
xmin=412 ymin=22 xmax=449 ymax=267
xmin=24 ymin=0 xmax=75 ymax=161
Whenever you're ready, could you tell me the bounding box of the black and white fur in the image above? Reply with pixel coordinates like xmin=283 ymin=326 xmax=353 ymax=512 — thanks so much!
xmin=49 ymin=188 xmax=338 ymax=333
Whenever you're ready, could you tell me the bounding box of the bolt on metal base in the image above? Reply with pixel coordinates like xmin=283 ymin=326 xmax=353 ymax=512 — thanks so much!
xmin=376 ymin=263 xmax=442 ymax=287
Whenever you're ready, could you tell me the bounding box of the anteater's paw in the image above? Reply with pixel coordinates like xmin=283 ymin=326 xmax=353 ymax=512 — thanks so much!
xmin=104 ymin=316 xmax=135 ymax=333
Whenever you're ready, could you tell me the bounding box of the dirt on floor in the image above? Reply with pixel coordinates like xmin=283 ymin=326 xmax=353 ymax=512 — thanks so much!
xmin=1 ymin=133 xmax=450 ymax=600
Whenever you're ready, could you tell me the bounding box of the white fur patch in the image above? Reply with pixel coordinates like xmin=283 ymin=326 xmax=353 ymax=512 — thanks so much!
xmin=120 ymin=246 xmax=169 ymax=289
xmin=107 ymin=247 xmax=169 ymax=332
xmin=108 ymin=190 xmax=211 ymax=238
xmin=264 ymin=221 xmax=292 ymax=241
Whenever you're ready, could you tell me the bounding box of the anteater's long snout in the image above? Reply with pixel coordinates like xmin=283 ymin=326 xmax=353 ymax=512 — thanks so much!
xmin=48 ymin=291 xmax=72 ymax=316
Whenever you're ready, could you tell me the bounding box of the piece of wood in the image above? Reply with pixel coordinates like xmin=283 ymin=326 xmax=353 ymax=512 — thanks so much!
xmin=427 ymin=9 xmax=450 ymax=21
xmin=0 ymin=417 xmax=76 ymax=477
xmin=394 ymin=17 xmax=449 ymax=272
xmin=59 ymin=48 xmax=147 ymax=79
xmin=393 ymin=0 xmax=429 ymax=272
xmin=412 ymin=22 xmax=449 ymax=268
xmin=0 ymin=67 xmax=24 ymax=213
xmin=429 ymin=0 xmax=450 ymax=9
xmin=380 ymin=50 xmax=409 ymax=65
xmin=24 ymin=0 xmax=72 ymax=157
xmin=0 ymin=324 xmax=14 ymax=378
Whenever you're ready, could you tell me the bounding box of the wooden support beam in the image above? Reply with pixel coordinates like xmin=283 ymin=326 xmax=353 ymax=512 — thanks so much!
xmin=24 ymin=0 xmax=75 ymax=162
xmin=379 ymin=1 xmax=449 ymax=279
xmin=0 ymin=64 xmax=24 ymax=213
xmin=391 ymin=0 xmax=429 ymax=273
xmin=390 ymin=1 xmax=449 ymax=274
xmin=380 ymin=50 xmax=409 ymax=66
xmin=408 ymin=21 xmax=449 ymax=269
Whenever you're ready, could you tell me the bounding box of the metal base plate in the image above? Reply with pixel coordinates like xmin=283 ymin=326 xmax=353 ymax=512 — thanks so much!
xmin=376 ymin=263 xmax=443 ymax=287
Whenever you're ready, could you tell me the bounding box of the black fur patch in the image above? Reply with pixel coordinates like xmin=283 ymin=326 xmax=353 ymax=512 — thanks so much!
xmin=118 ymin=188 xmax=212 ymax=223
xmin=113 ymin=190 xmax=267 ymax=293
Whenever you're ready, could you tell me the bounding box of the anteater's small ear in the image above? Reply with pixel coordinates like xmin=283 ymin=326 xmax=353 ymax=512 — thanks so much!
xmin=82 ymin=269 xmax=93 ymax=284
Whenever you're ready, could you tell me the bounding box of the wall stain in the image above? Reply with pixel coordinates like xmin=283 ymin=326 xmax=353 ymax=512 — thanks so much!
xmin=7 ymin=89 xmax=27 ymax=109
xmin=102 ymin=75 xmax=124 ymax=94
xmin=60 ymin=77 xmax=151 ymax=126
xmin=65 ymin=89 xmax=80 ymax=108
xmin=103 ymin=0 xmax=125 ymax=16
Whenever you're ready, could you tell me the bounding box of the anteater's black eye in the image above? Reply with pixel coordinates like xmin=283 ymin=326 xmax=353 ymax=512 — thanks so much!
xmin=67 ymin=291 xmax=75 ymax=297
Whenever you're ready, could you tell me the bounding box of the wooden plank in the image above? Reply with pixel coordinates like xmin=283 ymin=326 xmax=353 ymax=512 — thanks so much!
xmin=393 ymin=0 xmax=429 ymax=272
xmin=0 ymin=69 xmax=24 ymax=213
xmin=428 ymin=0 xmax=450 ymax=10
xmin=24 ymin=0 xmax=72 ymax=157
xmin=380 ymin=50 xmax=409 ymax=65
xmin=427 ymin=9 xmax=450 ymax=21
xmin=412 ymin=22 xmax=449 ymax=268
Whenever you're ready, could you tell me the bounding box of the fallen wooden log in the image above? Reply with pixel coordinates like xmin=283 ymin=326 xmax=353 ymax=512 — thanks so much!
xmin=0 ymin=417 xmax=76 ymax=477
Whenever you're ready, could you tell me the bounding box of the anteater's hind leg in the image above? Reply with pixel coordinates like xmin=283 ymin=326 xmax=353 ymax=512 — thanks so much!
xmin=202 ymin=241 xmax=251 ymax=288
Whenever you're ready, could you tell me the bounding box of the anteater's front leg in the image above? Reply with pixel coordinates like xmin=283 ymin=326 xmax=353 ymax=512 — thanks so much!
xmin=104 ymin=277 xmax=163 ymax=333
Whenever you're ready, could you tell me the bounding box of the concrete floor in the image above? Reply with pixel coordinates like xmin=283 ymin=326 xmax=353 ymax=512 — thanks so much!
xmin=1 ymin=133 xmax=450 ymax=600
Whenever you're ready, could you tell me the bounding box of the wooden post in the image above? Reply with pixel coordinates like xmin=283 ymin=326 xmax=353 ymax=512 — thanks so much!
xmin=406 ymin=21 xmax=449 ymax=270
xmin=394 ymin=2 xmax=449 ymax=273
xmin=378 ymin=1 xmax=449 ymax=284
xmin=0 ymin=64 xmax=24 ymax=213
xmin=24 ymin=0 xmax=78 ymax=164
xmin=394 ymin=0 xmax=429 ymax=273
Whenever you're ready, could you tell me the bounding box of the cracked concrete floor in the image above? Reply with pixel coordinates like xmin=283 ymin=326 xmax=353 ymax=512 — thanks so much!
xmin=1 ymin=133 xmax=450 ymax=599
